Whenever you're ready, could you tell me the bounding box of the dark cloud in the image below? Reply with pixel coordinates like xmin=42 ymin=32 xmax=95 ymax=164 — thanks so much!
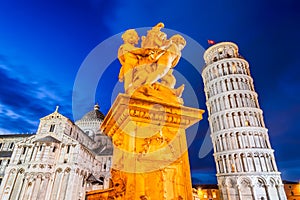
xmin=0 ymin=57 xmax=72 ymax=133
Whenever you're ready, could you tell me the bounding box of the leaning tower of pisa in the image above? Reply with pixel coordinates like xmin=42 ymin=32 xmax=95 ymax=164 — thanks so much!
xmin=202 ymin=42 xmax=287 ymax=200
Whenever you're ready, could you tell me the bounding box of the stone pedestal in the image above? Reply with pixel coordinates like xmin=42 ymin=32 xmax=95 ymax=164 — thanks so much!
xmin=101 ymin=94 xmax=204 ymax=200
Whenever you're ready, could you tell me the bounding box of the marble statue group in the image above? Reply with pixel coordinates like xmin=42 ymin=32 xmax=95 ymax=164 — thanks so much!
xmin=118 ymin=22 xmax=186 ymax=102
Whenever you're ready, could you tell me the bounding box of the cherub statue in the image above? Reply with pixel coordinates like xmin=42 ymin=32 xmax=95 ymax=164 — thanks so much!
xmin=118 ymin=29 xmax=144 ymax=93
xmin=130 ymin=22 xmax=170 ymax=89
xmin=141 ymin=22 xmax=170 ymax=49
xmin=118 ymin=23 xmax=186 ymax=103
xmin=144 ymin=34 xmax=186 ymax=85
xmin=160 ymin=69 xmax=185 ymax=97
xmin=132 ymin=34 xmax=186 ymax=97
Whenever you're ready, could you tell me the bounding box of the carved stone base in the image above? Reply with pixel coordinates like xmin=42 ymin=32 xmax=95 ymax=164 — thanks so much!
xmin=101 ymin=94 xmax=204 ymax=199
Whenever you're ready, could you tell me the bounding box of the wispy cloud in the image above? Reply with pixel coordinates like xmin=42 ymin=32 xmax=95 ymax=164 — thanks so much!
xmin=0 ymin=55 xmax=72 ymax=133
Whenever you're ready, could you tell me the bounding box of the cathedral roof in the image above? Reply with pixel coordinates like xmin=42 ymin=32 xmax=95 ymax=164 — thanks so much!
xmin=34 ymin=136 xmax=61 ymax=143
xmin=78 ymin=104 xmax=105 ymax=121
xmin=92 ymin=145 xmax=113 ymax=156
xmin=40 ymin=106 xmax=69 ymax=121
xmin=86 ymin=174 xmax=102 ymax=184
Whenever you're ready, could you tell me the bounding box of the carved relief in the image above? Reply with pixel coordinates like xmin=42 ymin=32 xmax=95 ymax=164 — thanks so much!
xmin=110 ymin=169 xmax=126 ymax=197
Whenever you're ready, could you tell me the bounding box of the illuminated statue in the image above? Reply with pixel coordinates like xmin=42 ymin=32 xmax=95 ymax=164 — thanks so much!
xmin=144 ymin=34 xmax=186 ymax=85
xmin=99 ymin=23 xmax=204 ymax=200
xmin=141 ymin=22 xmax=169 ymax=49
xmin=117 ymin=23 xmax=186 ymax=101
xmin=160 ymin=69 xmax=185 ymax=97
xmin=118 ymin=29 xmax=144 ymax=94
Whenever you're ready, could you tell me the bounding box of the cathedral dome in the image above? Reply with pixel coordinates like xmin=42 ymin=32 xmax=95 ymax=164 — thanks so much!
xmin=79 ymin=104 xmax=105 ymax=121
xmin=75 ymin=104 xmax=105 ymax=140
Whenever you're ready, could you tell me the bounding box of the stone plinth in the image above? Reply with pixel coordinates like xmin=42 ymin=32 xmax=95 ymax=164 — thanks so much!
xmin=101 ymin=94 xmax=204 ymax=200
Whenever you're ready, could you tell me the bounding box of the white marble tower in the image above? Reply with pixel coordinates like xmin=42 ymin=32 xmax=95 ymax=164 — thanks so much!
xmin=202 ymin=42 xmax=287 ymax=200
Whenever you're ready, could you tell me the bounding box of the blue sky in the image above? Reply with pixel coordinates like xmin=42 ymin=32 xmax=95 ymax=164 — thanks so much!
xmin=0 ymin=0 xmax=300 ymax=184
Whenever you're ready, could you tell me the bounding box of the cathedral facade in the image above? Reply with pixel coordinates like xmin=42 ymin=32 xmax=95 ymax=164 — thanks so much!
xmin=0 ymin=134 xmax=34 ymax=185
xmin=202 ymin=42 xmax=287 ymax=200
xmin=0 ymin=105 xmax=113 ymax=200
